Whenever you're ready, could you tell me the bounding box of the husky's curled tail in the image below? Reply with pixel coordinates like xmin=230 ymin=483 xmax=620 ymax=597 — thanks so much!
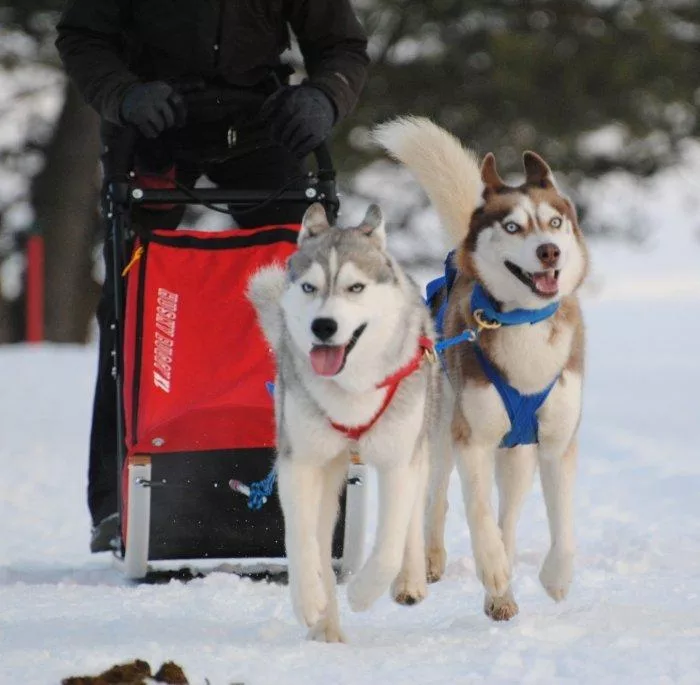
xmin=372 ymin=116 xmax=482 ymax=247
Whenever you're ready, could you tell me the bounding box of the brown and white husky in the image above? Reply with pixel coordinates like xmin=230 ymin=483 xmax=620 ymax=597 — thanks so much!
xmin=374 ymin=116 xmax=589 ymax=621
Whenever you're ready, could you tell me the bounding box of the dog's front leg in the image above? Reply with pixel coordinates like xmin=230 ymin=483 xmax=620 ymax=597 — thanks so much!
xmin=483 ymin=446 xmax=537 ymax=621
xmin=538 ymin=438 xmax=577 ymax=602
xmin=347 ymin=458 xmax=422 ymax=612
xmin=456 ymin=440 xmax=511 ymax=598
xmin=307 ymin=455 xmax=348 ymax=643
xmin=392 ymin=439 xmax=429 ymax=606
xmin=276 ymin=457 xmax=327 ymax=628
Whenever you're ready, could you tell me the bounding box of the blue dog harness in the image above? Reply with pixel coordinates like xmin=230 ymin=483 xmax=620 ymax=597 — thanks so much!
xmin=426 ymin=251 xmax=560 ymax=448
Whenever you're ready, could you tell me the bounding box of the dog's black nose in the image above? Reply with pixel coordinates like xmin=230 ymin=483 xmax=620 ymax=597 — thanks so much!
xmin=536 ymin=242 xmax=561 ymax=267
xmin=311 ymin=317 xmax=338 ymax=342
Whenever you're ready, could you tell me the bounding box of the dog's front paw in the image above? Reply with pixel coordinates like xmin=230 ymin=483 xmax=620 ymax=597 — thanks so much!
xmin=307 ymin=616 xmax=347 ymax=644
xmin=539 ymin=547 xmax=574 ymax=602
xmin=346 ymin=572 xmax=379 ymax=612
xmin=426 ymin=545 xmax=446 ymax=583
xmin=290 ymin=570 xmax=328 ymax=627
xmin=391 ymin=573 xmax=427 ymax=607
xmin=346 ymin=560 xmax=395 ymax=612
xmin=346 ymin=546 xmax=404 ymax=611
xmin=484 ymin=589 xmax=519 ymax=621
xmin=473 ymin=534 xmax=511 ymax=598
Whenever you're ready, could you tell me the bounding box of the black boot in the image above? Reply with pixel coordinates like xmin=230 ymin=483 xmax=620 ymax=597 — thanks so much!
xmin=90 ymin=512 xmax=120 ymax=553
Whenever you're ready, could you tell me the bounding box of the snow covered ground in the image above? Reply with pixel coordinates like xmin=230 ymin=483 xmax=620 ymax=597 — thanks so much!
xmin=2 ymin=175 xmax=700 ymax=684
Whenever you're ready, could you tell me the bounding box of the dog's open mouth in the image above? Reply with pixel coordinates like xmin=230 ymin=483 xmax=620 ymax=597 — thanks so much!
xmin=309 ymin=323 xmax=367 ymax=377
xmin=505 ymin=261 xmax=560 ymax=298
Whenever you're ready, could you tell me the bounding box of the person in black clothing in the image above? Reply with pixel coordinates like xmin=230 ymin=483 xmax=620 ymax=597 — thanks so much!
xmin=55 ymin=0 xmax=369 ymax=551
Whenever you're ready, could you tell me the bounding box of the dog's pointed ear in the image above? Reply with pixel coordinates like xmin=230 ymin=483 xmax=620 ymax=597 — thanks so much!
xmin=481 ymin=153 xmax=505 ymax=192
xmin=357 ymin=203 xmax=386 ymax=249
xmin=523 ymin=151 xmax=554 ymax=188
xmin=298 ymin=203 xmax=330 ymax=244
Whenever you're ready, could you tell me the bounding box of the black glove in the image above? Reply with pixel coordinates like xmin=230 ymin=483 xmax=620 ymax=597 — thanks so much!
xmin=120 ymin=81 xmax=187 ymax=139
xmin=261 ymin=85 xmax=336 ymax=159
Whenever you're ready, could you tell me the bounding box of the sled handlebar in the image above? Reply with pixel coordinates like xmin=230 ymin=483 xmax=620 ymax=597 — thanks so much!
xmin=103 ymin=127 xmax=335 ymax=207
xmin=103 ymin=133 xmax=338 ymax=221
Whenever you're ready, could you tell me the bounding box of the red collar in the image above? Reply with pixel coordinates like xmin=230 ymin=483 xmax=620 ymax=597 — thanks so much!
xmin=329 ymin=335 xmax=434 ymax=441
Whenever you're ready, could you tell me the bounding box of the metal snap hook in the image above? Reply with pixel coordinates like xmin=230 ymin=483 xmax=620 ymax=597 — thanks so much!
xmin=473 ymin=309 xmax=502 ymax=330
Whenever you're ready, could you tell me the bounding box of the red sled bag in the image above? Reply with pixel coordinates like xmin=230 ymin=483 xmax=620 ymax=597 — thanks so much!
xmin=122 ymin=226 xmax=292 ymax=456
xmin=119 ymin=225 xmax=325 ymax=560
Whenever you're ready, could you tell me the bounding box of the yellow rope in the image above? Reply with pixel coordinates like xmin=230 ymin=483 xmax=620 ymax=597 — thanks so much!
xmin=121 ymin=246 xmax=144 ymax=276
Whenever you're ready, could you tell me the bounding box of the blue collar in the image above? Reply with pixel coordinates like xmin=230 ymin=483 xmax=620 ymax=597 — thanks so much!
xmin=470 ymin=282 xmax=559 ymax=327
xmin=426 ymin=249 xmax=561 ymax=353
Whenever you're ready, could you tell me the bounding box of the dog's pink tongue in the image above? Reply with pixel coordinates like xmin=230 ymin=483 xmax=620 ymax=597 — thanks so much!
xmin=532 ymin=271 xmax=559 ymax=295
xmin=310 ymin=345 xmax=346 ymax=376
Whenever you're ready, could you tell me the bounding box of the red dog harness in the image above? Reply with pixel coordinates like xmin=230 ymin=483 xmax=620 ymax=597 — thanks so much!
xmin=329 ymin=335 xmax=435 ymax=442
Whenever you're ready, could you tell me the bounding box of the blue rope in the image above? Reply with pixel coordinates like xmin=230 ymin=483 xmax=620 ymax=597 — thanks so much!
xmin=245 ymin=381 xmax=278 ymax=509
xmin=434 ymin=328 xmax=477 ymax=353
xmin=247 ymin=468 xmax=277 ymax=510
xmin=227 ymin=381 xmax=278 ymax=510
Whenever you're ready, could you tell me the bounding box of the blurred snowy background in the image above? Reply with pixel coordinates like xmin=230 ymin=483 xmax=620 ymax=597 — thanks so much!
xmin=2 ymin=0 xmax=700 ymax=342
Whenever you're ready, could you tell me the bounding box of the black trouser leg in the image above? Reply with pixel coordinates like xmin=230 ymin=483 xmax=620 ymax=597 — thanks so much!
xmin=88 ymin=124 xmax=124 ymax=527
xmin=88 ymin=231 xmax=120 ymax=525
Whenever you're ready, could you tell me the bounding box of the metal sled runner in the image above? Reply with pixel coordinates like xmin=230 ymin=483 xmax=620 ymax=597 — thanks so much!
xmin=104 ymin=128 xmax=368 ymax=581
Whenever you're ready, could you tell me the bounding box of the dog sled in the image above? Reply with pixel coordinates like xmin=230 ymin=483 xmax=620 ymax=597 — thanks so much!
xmin=102 ymin=96 xmax=368 ymax=581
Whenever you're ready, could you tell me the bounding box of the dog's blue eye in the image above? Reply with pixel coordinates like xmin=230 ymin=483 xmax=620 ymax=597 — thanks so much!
xmin=348 ymin=283 xmax=365 ymax=294
xmin=301 ymin=282 xmax=317 ymax=294
xmin=503 ymin=221 xmax=521 ymax=234
xmin=550 ymin=217 xmax=563 ymax=228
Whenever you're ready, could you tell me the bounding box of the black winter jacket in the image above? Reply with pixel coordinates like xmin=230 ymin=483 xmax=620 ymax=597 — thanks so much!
xmin=55 ymin=0 xmax=369 ymax=125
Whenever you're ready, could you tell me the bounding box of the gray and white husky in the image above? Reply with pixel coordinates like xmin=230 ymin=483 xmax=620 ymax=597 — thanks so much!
xmin=247 ymin=203 xmax=438 ymax=642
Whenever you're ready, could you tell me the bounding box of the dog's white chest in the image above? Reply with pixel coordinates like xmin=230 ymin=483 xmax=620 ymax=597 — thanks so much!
xmin=359 ymin=391 xmax=427 ymax=467
xmin=283 ymin=381 xmax=426 ymax=468
xmin=490 ymin=321 xmax=573 ymax=394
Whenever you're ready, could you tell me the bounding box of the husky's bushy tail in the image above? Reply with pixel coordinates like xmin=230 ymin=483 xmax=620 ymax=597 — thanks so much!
xmin=372 ymin=116 xmax=482 ymax=246
xmin=247 ymin=265 xmax=286 ymax=349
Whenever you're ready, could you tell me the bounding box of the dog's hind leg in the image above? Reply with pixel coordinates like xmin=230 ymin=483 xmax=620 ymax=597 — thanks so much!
xmin=425 ymin=385 xmax=455 ymax=583
xmin=347 ymin=454 xmax=424 ymax=612
xmin=483 ymin=446 xmax=537 ymax=621
xmin=307 ymin=454 xmax=348 ymax=643
xmin=392 ymin=441 xmax=429 ymax=606
xmin=276 ymin=458 xmax=327 ymax=628
xmin=538 ymin=438 xmax=577 ymax=602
